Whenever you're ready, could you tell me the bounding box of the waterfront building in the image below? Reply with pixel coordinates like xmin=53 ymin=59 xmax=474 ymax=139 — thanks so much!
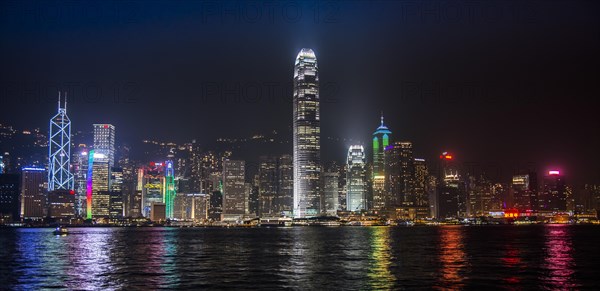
xmin=93 ymin=124 xmax=115 ymax=167
xmin=372 ymin=113 xmax=391 ymax=211
xmin=0 ymin=174 xmax=20 ymax=223
xmin=222 ymin=160 xmax=246 ymax=221
xmin=293 ymin=48 xmax=321 ymax=218
xmin=21 ymin=167 xmax=46 ymax=220
xmin=48 ymin=93 xmax=74 ymax=191
xmin=346 ymin=145 xmax=367 ymax=212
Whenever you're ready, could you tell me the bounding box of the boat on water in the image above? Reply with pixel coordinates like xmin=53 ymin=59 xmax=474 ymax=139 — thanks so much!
xmin=53 ymin=226 xmax=69 ymax=235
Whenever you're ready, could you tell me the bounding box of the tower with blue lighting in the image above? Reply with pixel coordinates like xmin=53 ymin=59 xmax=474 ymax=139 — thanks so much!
xmin=48 ymin=92 xmax=74 ymax=191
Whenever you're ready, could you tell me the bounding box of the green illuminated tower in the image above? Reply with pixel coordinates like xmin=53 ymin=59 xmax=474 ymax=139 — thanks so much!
xmin=164 ymin=160 xmax=176 ymax=219
xmin=372 ymin=113 xmax=391 ymax=211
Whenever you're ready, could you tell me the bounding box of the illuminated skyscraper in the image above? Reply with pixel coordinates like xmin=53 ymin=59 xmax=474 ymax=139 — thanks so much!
xmin=384 ymin=142 xmax=415 ymax=206
xmin=258 ymin=155 xmax=294 ymax=217
xmin=413 ymin=158 xmax=428 ymax=206
xmin=140 ymin=162 xmax=166 ymax=217
xmin=372 ymin=113 xmax=391 ymax=211
xmin=322 ymin=171 xmax=339 ymax=216
xmin=93 ymin=124 xmax=115 ymax=167
xmin=346 ymin=145 xmax=367 ymax=212
xmin=435 ymin=152 xmax=466 ymax=218
xmin=48 ymin=92 xmax=74 ymax=191
xmin=222 ymin=160 xmax=246 ymax=221
xmin=511 ymin=172 xmax=538 ymax=211
xmin=540 ymin=170 xmax=566 ymax=211
xmin=164 ymin=160 xmax=176 ymax=219
xmin=91 ymin=154 xmax=110 ymax=218
xmin=293 ymin=48 xmax=321 ymax=218
xmin=73 ymin=146 xmax=89 ymax=217
xmin=258 ymin=156 xmax=277 ymax=216
xmin=21 ymin=167 xmax=47 ymax=219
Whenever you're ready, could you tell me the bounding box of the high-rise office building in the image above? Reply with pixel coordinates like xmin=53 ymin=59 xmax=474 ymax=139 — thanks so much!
xmin=258 ymin=155 xmax=294 ymax=217
xmin=0 ymin=174 xmax=20 ymax=223
xmin=108 ymin=191 xmax=123 ymax=219
xmin=372 ymin=114 xmax=391 ymax=211
xmin=466 ymin=175 xmax=495 ymax=217
xmin=384 ymin=142 xmax=415 ymax=206
xmin=540 ymin=170 xmax=566 ymax=212
xmin=93 ymin=124 xmax=115 ymax=167
xmin=48 ymin=93 xmax=74 ymax=191
xmin=511 ymin=172 xmax=538 ymax=211
xmin=436 ymin=152 xmax=466 ymax=219
xmin=222 ymin=160 xmax=246 ymax=221
xmin=91 ymin=156 xmax=110 ymax=218
xmin=413 ymin=158 xmax=428 ymax=207
xmin=346 ymin=145 xmax=367 ymax=212
xmin=322 ymin=171 xmax=339 ymax=216
xmin=73 ymin=146 xmax=89 ymax=217
xmin=164 ymin=160 xmax=176 ymax=219
xmin=258 ymin=156 xmax=277 ymax=216
xmin=21 ymin=167 xmax=46 ymax=219
xmin=277 ymin=155 xmax=294 ymax=216
xmin=140 ymin=162 xmax=166 ymax=217
xmin=293 ymin=48 xmax=321 ymax=218
xmin=438 ymin=169 xmax=462 ymax=219
xmin=110 ymin=167 xmax=124 ymax=192
xmin=173 ymin=193 xmax=209 ymax=221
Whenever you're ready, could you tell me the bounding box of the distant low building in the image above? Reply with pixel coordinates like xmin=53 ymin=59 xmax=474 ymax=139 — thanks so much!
xmin=151 ymin=202 xmax=166 ymax=222
xmin=0 ymin=174 xmax=20 ymax=223
xmin=173 ymin=193 xmax=209 ymax=221
xmin=394 ymin=206 xmax=429 ymax=221
xmin=47 ymin=189 xmax=75 ymax=219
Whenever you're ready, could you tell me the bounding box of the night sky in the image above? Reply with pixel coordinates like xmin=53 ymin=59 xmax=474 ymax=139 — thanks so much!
xmin=1 ymin=0 xmax=599 ymax=185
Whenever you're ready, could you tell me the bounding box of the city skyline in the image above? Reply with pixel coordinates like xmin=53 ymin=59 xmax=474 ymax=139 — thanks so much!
xmin=1 ymin=1 xmax=600 ymax=289
xmin=1 ymin=1 xmax=599 ymax=187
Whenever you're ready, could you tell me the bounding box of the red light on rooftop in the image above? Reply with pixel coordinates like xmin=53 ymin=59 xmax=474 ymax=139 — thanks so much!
xmin=69 ymin=190 xmax=75 ymax=195
xmin=440 ymin=153 xmax=453 ymax=160
xmin=104 ymin=125 xmax=108 ymax=128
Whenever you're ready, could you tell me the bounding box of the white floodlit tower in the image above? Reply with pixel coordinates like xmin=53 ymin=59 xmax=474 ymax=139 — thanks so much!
xmin=48 ymin=92 xmax=74 ymax=191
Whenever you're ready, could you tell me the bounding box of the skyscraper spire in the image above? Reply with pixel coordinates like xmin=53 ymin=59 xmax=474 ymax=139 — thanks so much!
xmin=64 ymin=91 xmax=67 ymax=111
xmin=381 ymin=111 xmax=384 ymax=127
xmin=58 ymin=91 xmax=61 ymax=110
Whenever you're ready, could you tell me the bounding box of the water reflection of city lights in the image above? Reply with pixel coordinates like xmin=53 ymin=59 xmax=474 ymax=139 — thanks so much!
xmin=501 ymin=247 xmax=523 ymax=285
xmin=542 ymin=225 xmax=579 ymax=289
xmin=368 ymin=227 xmax=395 ymax=289
xmin=438 ymin=226 xmax=466 ymax=289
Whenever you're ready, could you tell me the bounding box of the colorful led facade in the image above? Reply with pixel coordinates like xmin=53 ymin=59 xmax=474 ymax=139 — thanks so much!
xmin=86 ymin=150 xmax=94 ymax=219
xmin=164 ymin=160 xmax=176 ymax=219
xmin=141 ymin=162 xmax=166 ymax=217
xmin=48 ymin=92 xmax=74 ymax=191
xmin=293 ymin=48 xmax=321 ymax=218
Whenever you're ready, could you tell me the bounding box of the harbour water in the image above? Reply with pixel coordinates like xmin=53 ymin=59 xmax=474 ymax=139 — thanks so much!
xmin=1 ymin=225 xmax=599 ymax=290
